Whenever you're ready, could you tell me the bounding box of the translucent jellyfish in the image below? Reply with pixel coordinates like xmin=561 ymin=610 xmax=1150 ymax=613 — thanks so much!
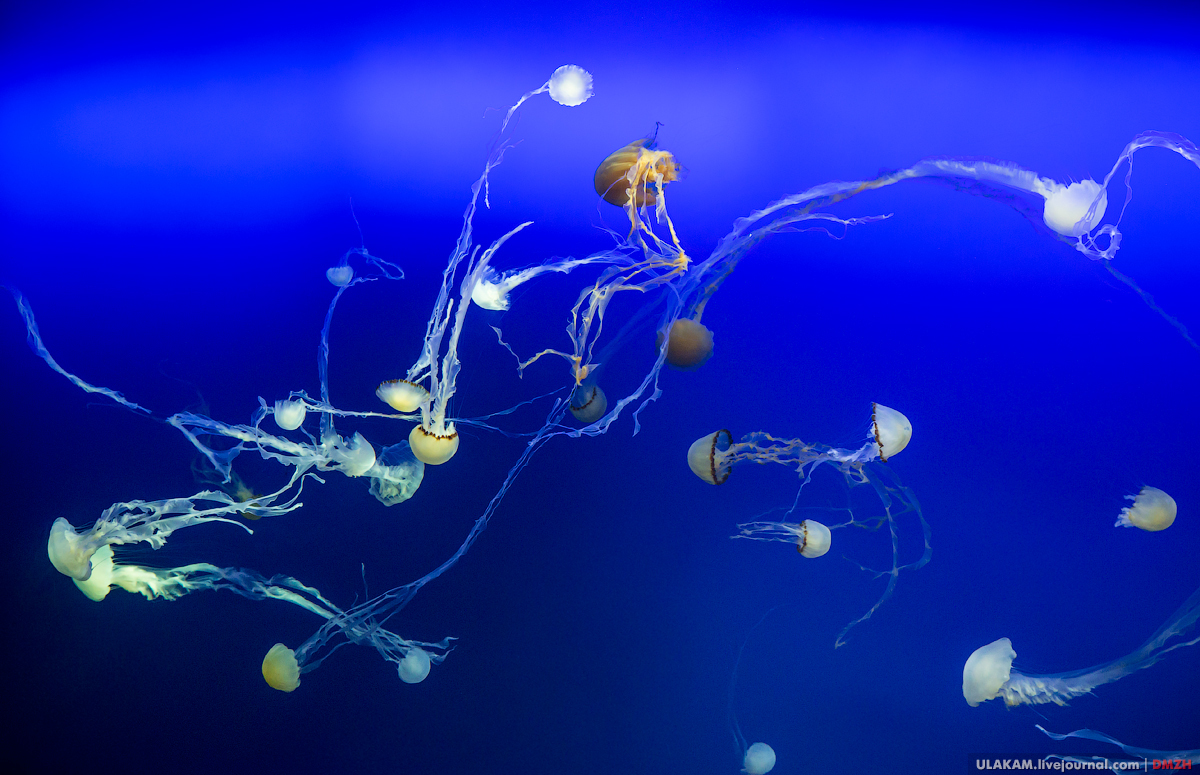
xmin=273 ymin=398 xmax=307 ymax=431
xmin=742 ymin=743 xmax=777 ymax=775
xmin=47 ymin=481 xmax=309 ymax=582
xmin=366 ymin=441 xmax=425 ymax=506
xmin=263 ymin=644 xmax=301 ymax=692
xmin=326 ymin=264 xmax=353 ymax=287
xmin=963 ymin=583 xmax=1200 ymax=707
xmin=690 ymin=405 xmax=930 ymax=646
xmin=1115 ymin=485 xmax=1177 ymax=532
xmin=547 ymin=64 xmax=594 ymax=107
xmin=1038 ymin=725 xmax=1199 ymax=770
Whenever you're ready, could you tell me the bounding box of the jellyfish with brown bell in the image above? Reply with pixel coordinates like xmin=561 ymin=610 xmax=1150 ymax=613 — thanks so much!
xmin=594 ymin=135 xmax=681 ymax=208
xmin=686 ymin=404 xmax=930 ymax=646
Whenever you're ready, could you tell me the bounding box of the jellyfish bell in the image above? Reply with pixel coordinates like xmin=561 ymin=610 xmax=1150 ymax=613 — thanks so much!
xmin=871 ymin=403 xmax=912 ymax=462
xmin=742 ymin=743 xmax=777 ymax=775
xmin=326 ymin=264 xmax=353 ymax=287
xmin=963 ymin=637 xmax=1016 ymax=707
xmin=397 ymin=647 xmax=432 ymax=684
xmin=409 ymin=423 xmax=460 ymax=465
xmin=323 ymin=431 xmax=377 ymax=477
xmin=73 ymin=544 xmax=116 ymax=601
xmin=273 ymin=399 xmax=307 ymax=431
xmin=48 ymin=517 xmax=97 ymax=581
xmin=594 ymin=138 xmax=681 ymax=207
xmin=262 ymin=643 xmax=301 ymax=692
xmin=1115 ymin=486 xmax=1177 ymax=531
xmin=569 ymin=384 xmax=607 ymax=424
xmin=796 ymin=519 xmax=832 ymax=558
xmin=547 ymin=64 xmax=594 ymax=107
xmin=367 ymin=441 xmax=425 ymax=507
xmin=687 ymin=429 xmax=733 ymax=485
xmin=659 ymin=318 xmax=714 ymax=370
xmin=377 ymin=379 xmax=430 ymax=413
xmin=1043 ymin=179 xmax=1108 ymax=237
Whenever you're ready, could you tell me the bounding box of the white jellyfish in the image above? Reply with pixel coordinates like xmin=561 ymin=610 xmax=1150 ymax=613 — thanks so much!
xmin=1041 ymin=179 xmax=1108 ymax=237
xmin=376 ymin=379 xmax=429 ymax=413
xmin=46 ymin=482 xmax=308 ymax=583
xmin=367 ymin=441 xmax=425 ymax=506
xmin=742 ymin=743 xmax=777 ymax=775
xmin=963 ymin=583 xmax=1200 ymax=707
xmin=547 ymin=64 xmax=594 ymax=107
xmin=273 ymin=398 xmax=307 ymax=431
xmin=689 ymin=405 xmax=929 ymax=646
xmin=1115 ymin=485 xmax=1177 ymax=531
xmin=397 ymin=646 xmax=432 ymax=684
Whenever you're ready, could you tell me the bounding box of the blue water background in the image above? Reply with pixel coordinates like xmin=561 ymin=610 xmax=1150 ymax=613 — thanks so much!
xmin=2 ymin=3 xmax=1198 ymax=773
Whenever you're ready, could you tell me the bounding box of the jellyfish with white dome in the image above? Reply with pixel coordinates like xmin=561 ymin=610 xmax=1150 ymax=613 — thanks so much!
xmin=963 ymin=583 xmax=1200 ymax=707
xmin=688 ymin=404 xmax=930 ymax=646
xmin=1115 ymin=485 xmax=1177 ymax=532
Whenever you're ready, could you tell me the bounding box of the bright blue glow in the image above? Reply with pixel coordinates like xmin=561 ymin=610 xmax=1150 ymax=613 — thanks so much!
xmin=2 ymin=4 xmax=1199 ymax=774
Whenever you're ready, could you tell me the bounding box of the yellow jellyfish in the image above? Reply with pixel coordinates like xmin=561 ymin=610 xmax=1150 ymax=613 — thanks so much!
xmin=262 ymin=643 xmax=301 ymax=692
xmin=1115 ymin=485 xmax=1177 ymax=531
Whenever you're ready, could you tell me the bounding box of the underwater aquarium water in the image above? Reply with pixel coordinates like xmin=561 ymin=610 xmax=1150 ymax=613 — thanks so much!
xmin=2 ymin=2 xmax=1198 ymax=773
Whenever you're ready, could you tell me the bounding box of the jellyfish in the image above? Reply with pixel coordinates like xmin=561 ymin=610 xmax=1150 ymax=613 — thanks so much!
xmin=660 ymin=317 xmax=714 ymax=370
xmin=1115 ymin=486 xmax=1177 ymax=532
xmin=547 ymin=64 xmax=594 ymax=107
xmin=1038 ymin=725 xmax=1199 ymax=770
xmin=568 ymin=383 xmax=608 ymax=424
xmin=594 ymin=136 xmax=681 ymax=208
xmin=690 ymin=405 xmax=929 ymax=646
xmin=742 ymin=743 xmax=777 ymax=775
xmin=963 ymin=583 xmax=1200 ymax=707
xmin=47 ymin=479 xmax=310 ymax=583
xmin=366 ymin=441 xmax=425 ymax=506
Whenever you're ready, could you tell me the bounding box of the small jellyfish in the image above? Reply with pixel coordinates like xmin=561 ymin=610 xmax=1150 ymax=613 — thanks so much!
xmin=397 ymin=646 xmax=431 ymax=684
xmin=263 ymin=643 xmax=302 ymax=692
xmin=661 ymin=317 xmax=714 ymax=370
xmin=547 ymin=64 xmax=594 ymax=107
xmin=569 ymin=383 xmax=607 ymax=424
xmin=963 ymin=583 xmax=1200 ymax=707
xmin=742 ymin=743 xmax=776 ymax=775
xmin=376 ymin=379 xmax=430 ymax=413
xmin=367 ymin=441 xmax=425 ymax=506
xmin=1115 ymin=485 xmax=1177 ymax=531
xmin=274 ymin=398 xmax=307 ymax=430
xmin=326 ymin=264 xmax=354 ymax=287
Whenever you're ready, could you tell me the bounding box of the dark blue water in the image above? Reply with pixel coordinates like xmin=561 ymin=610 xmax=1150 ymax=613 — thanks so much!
xmin=3 ymin=3 xmax=1198 ymax=773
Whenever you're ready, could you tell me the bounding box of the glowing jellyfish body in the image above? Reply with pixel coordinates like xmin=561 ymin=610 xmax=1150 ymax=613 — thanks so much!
xmin=367 ymin=441 xmax=425 ymax=506
xmin=326 ymin=264 xmax=353 ymax=287
xmin=547 ymin=64 xmax=593 ymax=107
xmin=273 ymin=398 xmax=307 ymax=430
xmin=742 ymin=743 xmax=777 ymax=775
xmin=963 ymin=584 xmax=1200 ymax=707
xmin=263 ymin=643 xmax=301 ymax=692
xmin=397 ymin=647 xmax=432 ymax=684
xmin=1116 ymin=486 xmax=1177 ymax=531
xmin=962 ymin=637 xmax=1017 ymax=707
xmin=377 ymin=380 xmax=429 ymax=413
xmin=1042 ymin=179 xmax=1108 ymax=237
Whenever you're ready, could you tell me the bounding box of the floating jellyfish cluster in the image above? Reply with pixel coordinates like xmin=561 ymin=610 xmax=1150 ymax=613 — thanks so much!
xmin=8 ymin=63 xmax=1199 ymax=772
